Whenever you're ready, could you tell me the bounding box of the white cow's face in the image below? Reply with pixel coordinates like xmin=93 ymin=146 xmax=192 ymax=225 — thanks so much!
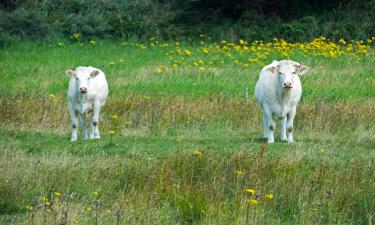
xmin=278 ymin=63 xmax=297 ymax=91
xmin=268 ymin=60 xmax=309 ymax=91
xmin=75 ymin=72 xmax=91 ymax=94
xmin=66 ymin=69 xmax=100 ymax=94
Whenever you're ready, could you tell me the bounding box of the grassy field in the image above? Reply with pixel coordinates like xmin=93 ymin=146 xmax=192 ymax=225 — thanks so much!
xmin=0 ymin=38 xmax=374 ymax=225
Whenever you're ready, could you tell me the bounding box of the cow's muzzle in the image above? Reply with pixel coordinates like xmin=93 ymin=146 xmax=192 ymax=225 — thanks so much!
xmin=80 ymin=87 xmax=88 ymax=94
xmin=283 ymin=82 xmax=292 ymax=90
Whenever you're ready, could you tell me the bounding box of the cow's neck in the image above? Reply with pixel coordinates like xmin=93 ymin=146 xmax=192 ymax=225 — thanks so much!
xmin=78 ymin=93 xmax=90 ymax=109
xmin=276 ymin=88 xmax=291 ymax=105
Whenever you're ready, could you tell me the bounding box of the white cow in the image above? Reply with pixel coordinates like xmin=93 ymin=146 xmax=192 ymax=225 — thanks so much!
xmin=254 ymin=60 xmax=309 ymax=143
xmin=66 ymin=66 xmax=109 ymax=141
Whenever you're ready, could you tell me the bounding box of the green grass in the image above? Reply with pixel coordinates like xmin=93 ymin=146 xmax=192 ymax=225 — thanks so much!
xmin=0 ymin=41 xmax=374 ymax=224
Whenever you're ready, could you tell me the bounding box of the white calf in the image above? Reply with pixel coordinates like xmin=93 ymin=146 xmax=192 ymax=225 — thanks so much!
xmin=254 ymin=60 xmax=309 ymax=143
xmin=66 ymin=66 xmax=109 ymax=141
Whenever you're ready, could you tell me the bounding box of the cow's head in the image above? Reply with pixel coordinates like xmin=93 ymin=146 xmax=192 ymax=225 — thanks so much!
xmin=267 ymin=60 xmax=309 ymax=91
xmin=66 ymin=69 xmax=100 ymax=94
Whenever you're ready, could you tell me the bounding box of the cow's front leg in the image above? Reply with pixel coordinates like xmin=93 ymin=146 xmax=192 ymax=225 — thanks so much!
xmin=90 ymin=101 xmax=101 ymax=139
xmin=286 ymin=107 xmax=297 ymax=143
xmin=69 ymin=104 xmax=78 ymax=141
xmin=80 ymin=113 xmax=88 ymax=140
xmin=280 ymin=117 xmax=287 ymax=141
xmin=262 ymin=103 xmax=275 ymax=143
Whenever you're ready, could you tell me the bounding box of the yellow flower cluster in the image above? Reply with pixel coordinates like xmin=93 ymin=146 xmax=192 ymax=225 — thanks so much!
xmin=245 ymin=188 xmax=274 ymax=205
xmin=149 ymin=36 xmax=373 ymax=72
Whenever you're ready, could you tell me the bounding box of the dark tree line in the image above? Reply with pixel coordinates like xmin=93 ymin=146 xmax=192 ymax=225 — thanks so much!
xmin=0 ymin=0 xmax=374 ymax=44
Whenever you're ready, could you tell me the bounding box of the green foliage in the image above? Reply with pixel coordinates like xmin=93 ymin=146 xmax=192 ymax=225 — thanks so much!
xmin=0 ymin=0 xmax=374 ymax=43
xmin=62 ymin=13 xmax=111 ymax=39
xmin=0 ymin=8 xmax=48 ymax=40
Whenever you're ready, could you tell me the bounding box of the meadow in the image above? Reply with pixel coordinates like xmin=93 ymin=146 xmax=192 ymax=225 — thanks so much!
xmin=0 ymin=36 xmax=375 ymax=224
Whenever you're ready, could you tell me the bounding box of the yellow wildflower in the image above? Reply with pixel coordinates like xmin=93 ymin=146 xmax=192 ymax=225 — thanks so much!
xmin=26 ymin=205 xmax=33 ymax=210
xmin=193 ymin=149 xmax=202 ymax=157
xmin=109 ymin=130 xmax=115 ymax=135
xmin=245 ymin=188 xmax=256 ymax=195
xmin=265 ymin=193 xmax=273 ymax=199
xmin=339 ymin=39 xmax=346 ymax=45
xmin=108 ymin=61 xmax=115 ymax=65
xmin=48 ymin=94 xmax=56 ymax=100
xmin=72 ymin=33 xmax=80 ymax=39
xmin=89 ymin=40 xmax=96 ymax=46
xmin=54 ymin=192 xmax=61 ymax=197
xmin=247 ymin=199 xmax=258 ymax=205
xmin=202 ymin=48 xmax=209 ymax=54
xmin=239 ymin=39 xmax=248 ymax=45
xmin=184 ymin=49 xmax=191 ymax=56
xmin=92 ymin=191 xmax=99 ymax=197
xmin=235 ymin=170 xmax=244 ymax=177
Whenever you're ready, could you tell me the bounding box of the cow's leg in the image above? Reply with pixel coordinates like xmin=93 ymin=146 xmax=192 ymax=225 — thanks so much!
xmin=262 ymin=103 xmax=275 ymax=143
xmin=80 ymin=113 xmax=88 ymax=140
xmin=286 ymin=107 xmax=296 ymax=143
xmin=91 ymin=100 xmax=101 ymax=139
xmin=69 ymin=104 xmax=78 ymax=142
xmin=262 ymin=111 xmax=269 ymax=139
xmin=280 ymin=117 xmax=287 ymax=141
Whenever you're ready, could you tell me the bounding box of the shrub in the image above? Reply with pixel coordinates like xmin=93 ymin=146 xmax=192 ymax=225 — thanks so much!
xmin=0 ymin=8 xmax=48 ymax=40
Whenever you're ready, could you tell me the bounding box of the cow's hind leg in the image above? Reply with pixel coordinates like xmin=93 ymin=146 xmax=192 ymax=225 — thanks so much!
xmin=286 ymin=107 xmax=297 ymax=144
xmin=89 ymin=112 xmax=95 ymax=139
xmin=91 ymin=100 xmax=101 ymax=139
xmin=262 ymin=112 xmax=269 ymax=139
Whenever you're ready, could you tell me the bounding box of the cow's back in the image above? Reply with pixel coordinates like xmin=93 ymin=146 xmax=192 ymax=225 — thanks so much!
xmin=88 ymin=67 xmax=109 ymax=106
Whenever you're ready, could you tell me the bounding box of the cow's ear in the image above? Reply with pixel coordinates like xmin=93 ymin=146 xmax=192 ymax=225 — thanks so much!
xmin=90 ymin=70 xmax=100 ymax=78
xmin=267 ymin=65 xmax=279 ymax=75
xmin=296 ymin=64 xmax=309 ymax=76
xmin=66 ymin=70 xmax=76 ymax=78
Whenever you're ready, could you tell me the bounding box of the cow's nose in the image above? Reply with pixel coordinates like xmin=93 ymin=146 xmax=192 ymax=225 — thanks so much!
xmin=283 ymin=82 xmax=292 ymax=87
xmin=80 ymin=87 xmax=87 ymax=93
